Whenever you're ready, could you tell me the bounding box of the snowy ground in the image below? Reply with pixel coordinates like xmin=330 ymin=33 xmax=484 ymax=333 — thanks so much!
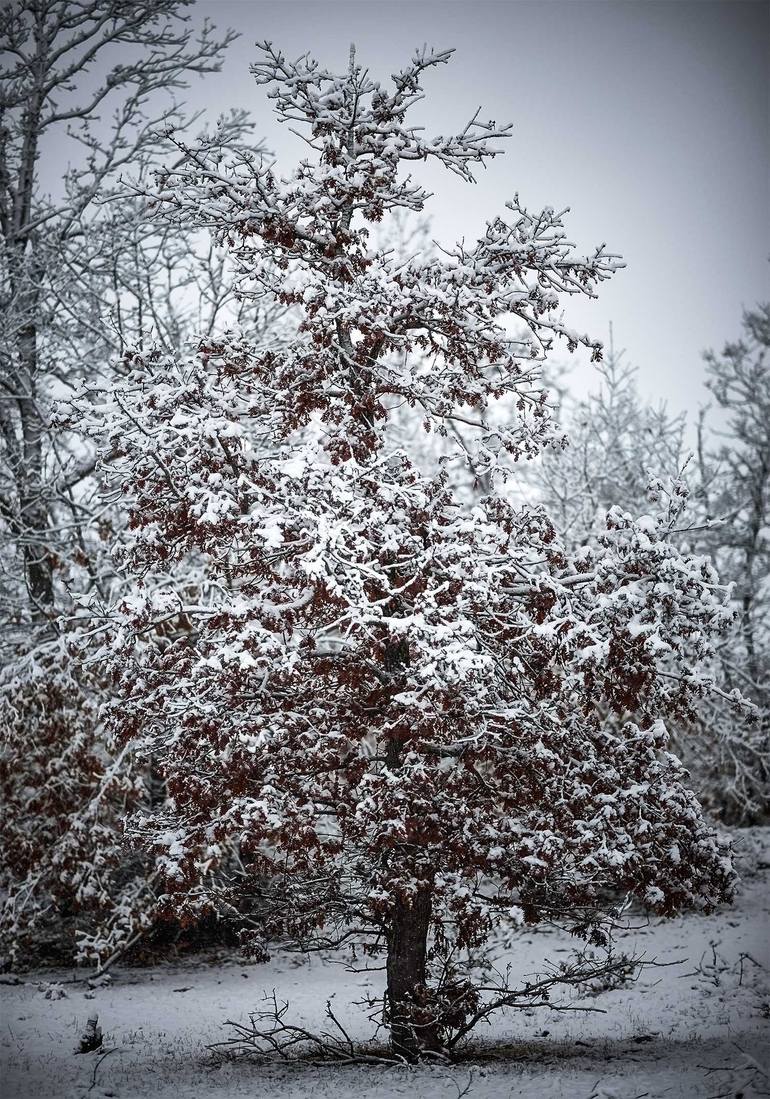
xmin=3 ymin=830 xmax=769 ymax=1099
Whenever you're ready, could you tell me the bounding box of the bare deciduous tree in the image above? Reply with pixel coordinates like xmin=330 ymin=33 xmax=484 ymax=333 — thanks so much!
xmin=688 ymin=305 xmax=770 ymax=821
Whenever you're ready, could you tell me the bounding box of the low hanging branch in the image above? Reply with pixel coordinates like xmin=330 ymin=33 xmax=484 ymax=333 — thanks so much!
xmin=211 ymin=991 xmax=397 ymax=1065
xmin=211 ymin=946 xmax=655 ymax=1064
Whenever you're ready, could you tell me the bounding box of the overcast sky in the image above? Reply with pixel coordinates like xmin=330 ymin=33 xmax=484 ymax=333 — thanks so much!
xmin=183 ymin=0 xmax=769 ymax=419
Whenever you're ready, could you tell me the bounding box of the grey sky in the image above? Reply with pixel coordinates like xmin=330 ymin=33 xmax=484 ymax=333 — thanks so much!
xmin=185 ymin=0 xmax=769 ymax=419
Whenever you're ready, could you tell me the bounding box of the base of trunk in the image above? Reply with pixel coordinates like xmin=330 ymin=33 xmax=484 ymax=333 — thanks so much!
xmin=386 ymin=889 xmax=444 ymax=1060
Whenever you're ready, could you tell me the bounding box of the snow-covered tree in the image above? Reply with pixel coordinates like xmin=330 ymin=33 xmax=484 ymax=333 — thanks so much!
xmin=531 ymin=332 xmax=686 ymax=548
xmin=88 ymin=45 xmax=736 ymax=1057
xmin=0 ymin=0 xmax=254 ymax=967
xmin=686 ymin=306 xmax=770 ymax=822
xmin=0 ymin=0 xmax=239 ymax=619
xmin=522 ymin=331 xmax=770 ymax=823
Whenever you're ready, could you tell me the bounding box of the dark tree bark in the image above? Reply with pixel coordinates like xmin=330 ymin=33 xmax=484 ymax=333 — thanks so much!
xmin=382 ymin=636 xmax=442 ymax=1059
xmin=18 ymin=312 xmax=55 ymax=616
xmin=386 ymin=887 xmax=441 ymax=1060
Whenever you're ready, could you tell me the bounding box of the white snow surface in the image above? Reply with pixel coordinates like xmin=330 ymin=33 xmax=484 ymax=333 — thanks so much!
xmin=2 ymin=829 xmax=769 ymax=1099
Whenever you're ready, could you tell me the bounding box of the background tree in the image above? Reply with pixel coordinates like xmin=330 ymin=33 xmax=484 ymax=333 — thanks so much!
xmin=530 ymin=331 xmax=686 ymax=547
xmin=525 ymin=327 xmax=770 ymax=823
xmin=86 ymin=44 xmax=738 ymax=1059
xmin=0 ymin=0 xmax=275 ymax=967
xmin=0 ymin=0 xmax=238 ymax=619
xmin=686 ymin=305 xmax=770 ymax=822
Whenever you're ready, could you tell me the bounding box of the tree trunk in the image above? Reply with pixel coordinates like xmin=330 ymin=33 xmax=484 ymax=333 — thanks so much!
xmin=381 ymin=615 xmax=441 ymax=1057
xmin=386 ymin=887 xmax=441 ymax=1060
xmin=18 ymin=312 xmax=55 ymax=617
